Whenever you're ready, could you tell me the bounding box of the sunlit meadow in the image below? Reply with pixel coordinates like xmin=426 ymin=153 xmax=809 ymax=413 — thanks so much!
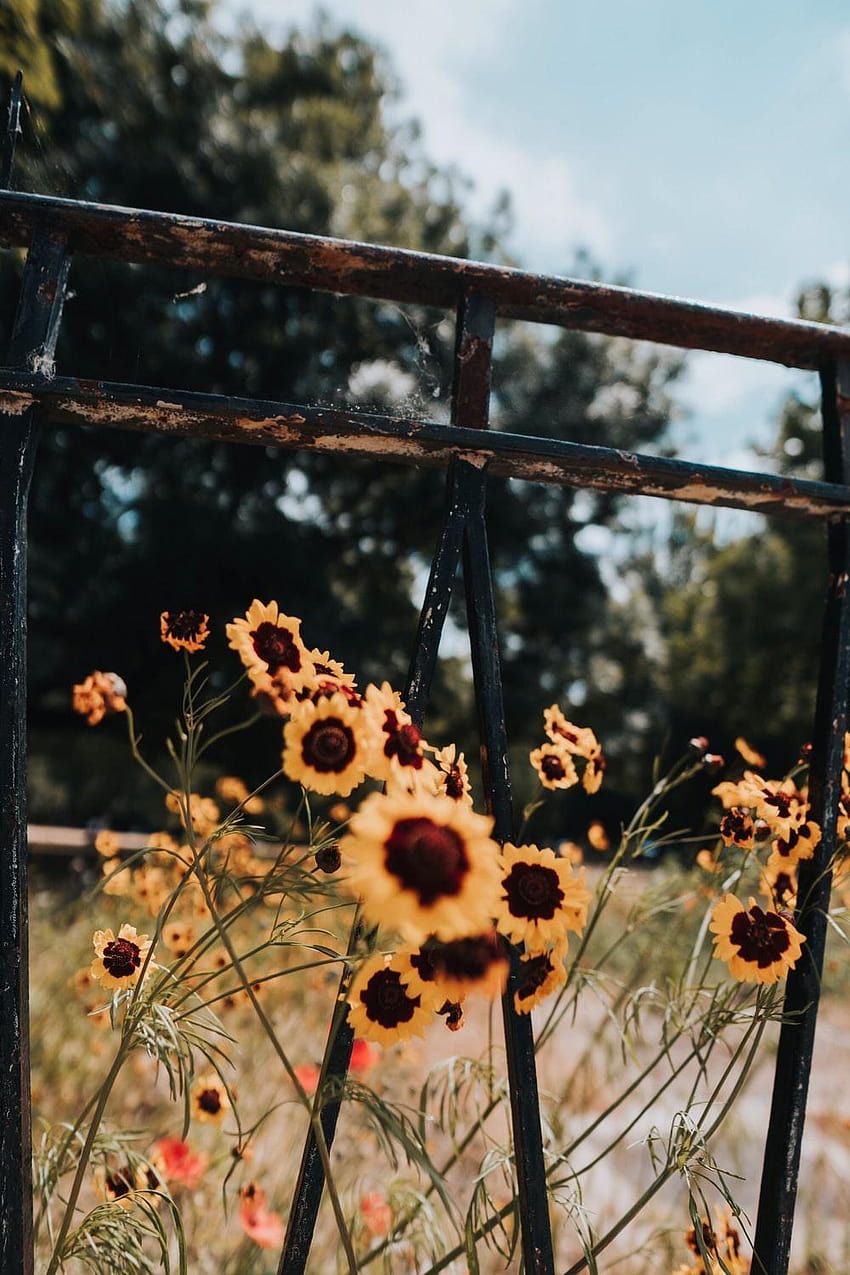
xmin=28 ymin=604 xmax=850 ymax=1273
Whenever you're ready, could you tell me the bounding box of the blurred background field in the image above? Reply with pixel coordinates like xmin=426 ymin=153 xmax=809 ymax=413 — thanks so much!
xmin=28 ymin=844 xmax=850 ymax=1274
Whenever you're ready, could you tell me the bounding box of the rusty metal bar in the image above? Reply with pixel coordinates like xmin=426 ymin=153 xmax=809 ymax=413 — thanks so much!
xmin=0 ymin=226 xmax=69 ymax=1275
xmin=750 ymin=360 xmax=850 ymax=1275
xmin=1 ymin=190 xmax=848 ymax=367
xmin=0 ymin=373 xmax=845 ymax=521
xmin=451 ymin=292 xmax=555 ymax=1274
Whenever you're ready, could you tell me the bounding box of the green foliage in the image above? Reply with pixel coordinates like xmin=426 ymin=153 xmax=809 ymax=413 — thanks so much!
xmin=1 ymin=0 xmax=679 ymax=827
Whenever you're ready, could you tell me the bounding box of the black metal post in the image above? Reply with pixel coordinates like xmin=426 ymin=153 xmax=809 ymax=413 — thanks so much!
xmin=750 ymin=360 xmax=850 ymax=1275
xmin=0 ymin=226 xmax=70 ymax=1275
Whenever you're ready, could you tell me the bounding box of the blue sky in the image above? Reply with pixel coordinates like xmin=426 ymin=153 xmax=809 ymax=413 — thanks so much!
xmin=223 ymin=0 xmax=850 ymax=468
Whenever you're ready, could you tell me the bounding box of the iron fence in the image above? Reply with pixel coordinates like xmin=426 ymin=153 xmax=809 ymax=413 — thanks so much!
xmin=2 ymin=75 xmax=850 ymax=1274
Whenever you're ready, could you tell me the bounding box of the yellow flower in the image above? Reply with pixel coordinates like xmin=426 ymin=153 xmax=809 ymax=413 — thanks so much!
xmin=760 ymin=859 xmax=798 ymax=912
xmin=513 ymin=945 xmax=567 ymax=1014
xmin=362 ymin=681 xmax=428 ymax=781
xmin=348 ymin=953 xmax=433 ymax=1046
xmin=496 ymin=843 xmax=590 ymax=948
xmin=160 ymin=610 xmax=209 ymax=652
xmin=215 ymin=775 xmax=264 ymax=814
xmin=769 ymin=817 xmax=821 ymax=866
xmin=190 ymin=1070 xmax=231 ymax=1124
xmin=529 ymin=743 xmax=578 ymax=791
xmin=719 ymin=807 xmax=756 ymax=849
xmin=282 ymin=692 xmax=370 ymax=797
xmin=394 ymin=944 xmax=451 ymax=1011
xmin=161 ymin=919 xmax=198 ymax=959
xmin=90 ymin=924 xmax=153 ymax=990
xmin=542 ymin=706 xmax=601 ymax=758
xmin=709 ymin=894 xmax=805 ymax=984
xmin=711 ymin=770 xmax=764 ymax=810
xmin=94 ymin=829 xmax=120 ymax=858
xmin=226 ymin=600 xmax=314 ymax=692
xmin=341 ymin=789 xmax=501 ymax=942
xmin=428 ymin=930 xmax=509 ymax=1002
xmin=431 ymin=744 xmax=473 ymax=806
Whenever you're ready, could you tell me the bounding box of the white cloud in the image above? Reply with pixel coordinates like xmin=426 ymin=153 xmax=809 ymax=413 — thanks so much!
xmin=224 ymin=0 xmax=611 ymax=269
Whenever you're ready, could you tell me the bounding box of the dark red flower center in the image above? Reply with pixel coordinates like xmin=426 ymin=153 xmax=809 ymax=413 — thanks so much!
xmin=433 ymin=933 xmax=503 ymax=981
xmin=765 ymin=792 xmax=793 ymax=819
xmin=721 ymin=808 xmax=754 ymax=844
xmin=164 ymin=611 xmax=206 ymax=641
xmin=301 ymin=718 xmax=356 ymax=772
xmin=197 ymin=1087 xmax=223 ymax=1115
xmin=105 ymin=1167 xmax=135 ymax=1199
xmin=382 ymin=712 xmax=423 ymax=769
xmin=102 ymin=937 xmax=142 ymax=979
xmin=730 ymin=905 xmax=791 ymax=967
xmin=409 ymin=946 xmax=439 ymax=984
xmin=541 ymin=754 xmax=568 ymax=782
xmin=360 ymin=968 xmax=419 ymax=1028
xmin=503 ymin=861 xmax=563 ymax=920
xmin=384 ymin=818 xmax=468 ymax=904
xmin=250 ymin=621 xmax=302 ymax=675
xmin=443 ymin=766 xmax=465 ymax=799
xmin=516 ymin=952 xmax=554 ymax=1003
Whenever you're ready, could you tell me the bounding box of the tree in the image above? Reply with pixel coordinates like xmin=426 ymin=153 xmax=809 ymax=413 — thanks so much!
xmin=0 ymin=1 xmax=680 ymax=826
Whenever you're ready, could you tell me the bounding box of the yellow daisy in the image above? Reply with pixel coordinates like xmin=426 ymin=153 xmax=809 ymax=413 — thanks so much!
xmin=341 ymin=789 xmax=501 ymax=942
xmin=711 ymin=770 xmax=764 ymax=810
xmin=283 ymin=692 xmax=370 ymax=797
xmin=431 ymin=744 xmax=474 ymax=806
xmin=709 ymin=894 xmax=805 ymax=984
xmin=769 ymin=817 xmax=821 ymax=866
xmin=348 ymin=953 xmax=433 ymax=1046
xmin=529 ymin=743 xmax=578 ymax=791
xmin=542 ymin=706 xmax=602 ymax=759
xmin=362 ymin=681 xmax=428 ymax=781
xmin=393 ymin=945 xmax=448 ymax=1012
xmin=226 ymin=600 xmax=314 ymax=692
xmin=190 ymin=1070 xmax=231 ymax=1124
xmin=90 ymin=924 xmax=153 ymax=990
xmin=428 ymin=930 xmax=509 ymax=1002
xmin=513 ymin=945 xmax=567 ymax=1015
xmin=719 ymin=807 xmax=756 ymax=849
xmin=495 ymin=843 xmax=591 ymax=947
xmin=160 ymin=610 xmax=209 ymax=653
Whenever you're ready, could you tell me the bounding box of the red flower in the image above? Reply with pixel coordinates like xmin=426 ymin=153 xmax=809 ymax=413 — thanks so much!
xmin=360 ymin=1192 xmax=392 ymax=1237
xmin=349 ymin=1039 xmax=379 ymax=1072
xmin=239 ymin=1183 xmax=284 ymax=1249
xmin=293 ymin=1063 xmax=321 ymax=1095
xmin=151 ymin=1137 xmax=207 ymax=1190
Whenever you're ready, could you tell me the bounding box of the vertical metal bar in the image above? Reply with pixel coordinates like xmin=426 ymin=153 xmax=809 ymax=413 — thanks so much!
xmin=463 ymin=500 xmax=556 ymax=1275
xmin=750 ymin=360 xmax=850 ymax=1275
xmin=449 ymin=290 xmax=555 ymax=1274
xmin=1 ymin=70 xmax=24 ymax=190
xmin=1 ymin=227 xmax=70 ymax=1275
xmin=277 ymin=935 xmax=358 ymax=1275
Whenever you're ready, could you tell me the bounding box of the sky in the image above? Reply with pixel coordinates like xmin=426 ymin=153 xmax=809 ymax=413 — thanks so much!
xmin=221 ymin=0 xmax=850 ymax=470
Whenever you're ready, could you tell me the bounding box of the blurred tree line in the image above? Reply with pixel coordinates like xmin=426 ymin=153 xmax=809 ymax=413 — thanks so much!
xmin=0 ymin=0 xmax=835 ymax=844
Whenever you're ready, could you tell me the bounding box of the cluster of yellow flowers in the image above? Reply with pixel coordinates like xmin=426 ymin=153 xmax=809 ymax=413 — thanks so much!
xmin=701 ymin=738 xmax=826 ymax=985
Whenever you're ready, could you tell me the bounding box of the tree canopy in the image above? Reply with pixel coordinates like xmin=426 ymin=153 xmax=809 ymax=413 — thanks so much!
xmin=2 ymin=0 xmax=683 ymax=828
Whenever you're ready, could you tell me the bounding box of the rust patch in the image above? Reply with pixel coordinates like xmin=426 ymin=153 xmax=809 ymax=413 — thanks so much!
xmin=0 ymin=391 xmax=34 ymax=415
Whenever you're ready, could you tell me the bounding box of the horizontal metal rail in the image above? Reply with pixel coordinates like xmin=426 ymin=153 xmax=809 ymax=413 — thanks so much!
xmin=2 ymin=191 xmax=850 ymax=368
xmin=0 ymin=372 xmax=846 ymax=520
